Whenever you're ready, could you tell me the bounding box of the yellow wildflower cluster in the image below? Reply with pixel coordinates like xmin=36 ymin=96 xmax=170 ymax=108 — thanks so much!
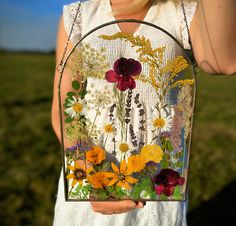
xmin=171 ymin=79 xmax=195 ymax=88
xmin=99 ymin=32 xmax=192 ymax=94
xmin=99 ymin=32 xmax=165 ymax=69
xmin=161 ymin=56 xmax=189 ymax=80
xmin=65 ymin=120 xmax=89 ymax=142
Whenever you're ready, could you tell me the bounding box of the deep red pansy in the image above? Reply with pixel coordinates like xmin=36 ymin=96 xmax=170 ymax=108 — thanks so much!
xmin=151 ymin=168 xmax=185 ymax=196
xmin=105 ymin=57 xmax=142 ymax=91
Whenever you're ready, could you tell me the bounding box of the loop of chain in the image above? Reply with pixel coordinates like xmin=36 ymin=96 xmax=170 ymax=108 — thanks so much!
xmin=180 ymin=0 xmax=199 ymax=73
xmin=57 ymin=3 xmax=81 ymax=73
xmin=57 ymin=1 xmax=198 ymax=74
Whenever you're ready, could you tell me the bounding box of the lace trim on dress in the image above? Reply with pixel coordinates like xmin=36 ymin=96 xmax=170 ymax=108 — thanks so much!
xmin=63 ymin=1 xmax=82 ymax=45
xmin=177 ymin=0 xmax=198 ymax=49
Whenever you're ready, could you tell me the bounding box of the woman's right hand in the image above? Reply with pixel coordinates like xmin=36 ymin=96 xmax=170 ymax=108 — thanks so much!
xmin=90 ymin=200 xmax=146 ymax=215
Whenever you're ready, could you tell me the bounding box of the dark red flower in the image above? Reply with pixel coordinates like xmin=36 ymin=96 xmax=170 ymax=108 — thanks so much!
xmin=151 ymin=168 xmax=185 ymax=196
xmin=105 ymin=57 xmax=142 ymax=91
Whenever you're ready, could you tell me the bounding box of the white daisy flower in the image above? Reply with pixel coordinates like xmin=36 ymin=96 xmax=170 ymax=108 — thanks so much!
xmin=64 ymin=96 xmax=87 ymax=118
xmin=115 ymin=141 xmax=133 ymax=162
xmin=151 ymin=108 xmax=173 ymax=132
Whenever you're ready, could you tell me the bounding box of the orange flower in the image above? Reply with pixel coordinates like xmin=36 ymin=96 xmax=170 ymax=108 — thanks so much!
xmin=126 ymin=154 xmax=146 ymax=173
xmin=87 ymin=172 xmax=111 ymax=189
xmin=66 ymin=161 xmax=94 ymax=187
xmin=86 ymin=146 xmax=105 ymax=165
xmin=105 ymin=159 xmax=138 ymax=190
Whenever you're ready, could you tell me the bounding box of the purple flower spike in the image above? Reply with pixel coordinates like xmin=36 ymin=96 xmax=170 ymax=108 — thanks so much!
xmin=105 ymin=57 xmax=142 ymax=91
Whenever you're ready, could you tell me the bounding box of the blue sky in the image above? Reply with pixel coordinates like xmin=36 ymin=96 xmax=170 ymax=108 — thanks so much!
xmin=0 ymin=0 xmax=86 ymax=51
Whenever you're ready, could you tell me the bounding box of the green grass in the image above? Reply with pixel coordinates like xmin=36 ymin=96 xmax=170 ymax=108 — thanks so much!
xmin=0 ymin=52 xmax=236 ymax=226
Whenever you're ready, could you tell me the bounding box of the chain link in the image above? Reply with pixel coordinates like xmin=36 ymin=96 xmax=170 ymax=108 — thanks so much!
xmin=57 ymin=3 xmax=81 ymax=73
xmin=180 ymin=0 xmax=199 ymax=73
xmin=57 ymin=1 xmax=198 ymax=74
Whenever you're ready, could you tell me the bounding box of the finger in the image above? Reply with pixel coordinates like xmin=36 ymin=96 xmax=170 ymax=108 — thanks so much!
xmin=117 ymin=200 xmax=137 ymax=209
xmin=100 ymin=212 xmax=114 ymax=215
xmin=135 ymin=201 xmax=146 ymax=208
xmin=90 ymin=200 xmax=138 ymax=214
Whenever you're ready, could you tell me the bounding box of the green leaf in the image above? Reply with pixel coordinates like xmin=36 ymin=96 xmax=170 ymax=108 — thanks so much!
xmin=131 ymin=177 xmax=154 ymax=199
xmin=177 ymin=161 xmax=184 ymax=168
xmin=160 ymin=194 xmax=168 ymax=201
xmin=160 ymin=154 xmax=169 ymax=168
xmin=65 ymin=117 xmax=73 ymax=123
xmin=172 ymin=186 xmax=183 ymax=200
xmin=72 ymin=81 xmax=80 ymax=90
xmin=65 ymin=96 xmax=74 ymax=103
xmin=179 ymin=151 xmax=184 ymax=158
xmin=79 ymin=89 xmax=87 ymax=99
xmin=67 ymin=91 xmax=75 ymax=97
xmin=166 ymin=140 xmax=173 ymax=152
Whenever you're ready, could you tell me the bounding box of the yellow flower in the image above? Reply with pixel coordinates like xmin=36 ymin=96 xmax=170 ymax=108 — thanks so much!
xmin=104 ymin=124 xmax=114 ymax=133
xmin=126 ymin=155 xmax=146 ymax=173
xmin=153 ymin=118 xmax=165 ymax=128
xmin=87 ymin=172 xmax=110 ymax=189
xmin=140 ymin=144 xmax=163 ymax=163
xmin=171 ymin=79 xmax=195 ymax=88
xmin=119 ymin=143 xmax=129 ymax=153
xmin=86 ymin=146 xmax=105 ymax=165
xmin=66 ymin=161 xmax=94 ymax=187
xmin=105 ymin=159 xmax=138 ymax=190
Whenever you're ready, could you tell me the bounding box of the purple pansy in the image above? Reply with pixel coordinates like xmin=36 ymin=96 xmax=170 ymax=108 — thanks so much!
xmin=151 ymin=168 xmax=185 ymax=196
xmin=105 ymin=57 xmax=142 ymax=91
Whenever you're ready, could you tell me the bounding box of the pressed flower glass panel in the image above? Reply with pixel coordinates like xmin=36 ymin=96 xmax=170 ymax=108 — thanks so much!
xmin=58 ymin=20 xmax=197 ymax=201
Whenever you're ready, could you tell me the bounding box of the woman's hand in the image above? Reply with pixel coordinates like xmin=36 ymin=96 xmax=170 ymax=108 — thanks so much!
xmin=90 ymin=200 xmax=146 ymax=215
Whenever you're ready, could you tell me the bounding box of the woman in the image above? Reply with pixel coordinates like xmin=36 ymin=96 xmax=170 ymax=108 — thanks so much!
xmin=51 ymin=0 xmax=236 ymax=225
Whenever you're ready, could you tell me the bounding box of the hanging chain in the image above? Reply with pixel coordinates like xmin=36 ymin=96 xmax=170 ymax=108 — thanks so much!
xmin=57 ymin=1 xmax=198 ymax=73
xmin=180 ymin=0 xmax=199 ymax=73
xmin=57 ymin=3 xmax=81 ymax=73
xmin=180 ymin=0 xmax=194 ymax=53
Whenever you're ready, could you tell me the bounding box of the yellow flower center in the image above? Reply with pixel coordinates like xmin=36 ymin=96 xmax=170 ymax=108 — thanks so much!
xmin=153 ymin=118 xmax=165 ymax=128
xmin=73 ymin=103 xmax=83 ymax=113
xmin=104 ymin=124 xmax=113 ymax=133
xmin=118 ymin=174 xmax=125 ymax=181
xmin=75 ymin=169 xmax=86 ymax=180
xmin=119 ymin=143 xmax=129 ymax=152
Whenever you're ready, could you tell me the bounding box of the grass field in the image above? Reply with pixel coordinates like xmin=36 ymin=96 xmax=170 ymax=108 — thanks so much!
xmin=0 ymin=51 xmax=236 ymax=226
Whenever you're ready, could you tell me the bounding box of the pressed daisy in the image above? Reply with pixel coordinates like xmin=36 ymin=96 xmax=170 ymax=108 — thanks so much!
xmin=140 ymin=144 xmax=163 ymax=163
xmin=104 ymin=124 xmax=114 ymax=133
xmin=86 ymin=146 xmax=106 ymax=165
xmin=64 ymin=96 xmax=87 ymax=118
xmin=66 ymin=161 xmax=94 ymax=187
xmin=119 ymin=143 xmax=129 ymax=153
xmin=105 ymin=159 xmax=138 ymax=190
xmin=152 ymin=109 xmax=172 ymax=132
xmin=87 ymin=172 xmax=110 ymax=189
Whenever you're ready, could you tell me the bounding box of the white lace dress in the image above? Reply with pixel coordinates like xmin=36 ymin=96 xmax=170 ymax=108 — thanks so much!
xmin=53 ymin=0 xmax=197 ymax=225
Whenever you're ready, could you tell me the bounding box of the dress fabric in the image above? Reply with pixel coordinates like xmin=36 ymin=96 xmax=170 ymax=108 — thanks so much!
xmin=53 ymin=0 xmax=197 ymax=225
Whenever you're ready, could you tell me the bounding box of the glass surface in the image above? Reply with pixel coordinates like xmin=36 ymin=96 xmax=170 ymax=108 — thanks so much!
xmin=58 ymin=21 xmax=196 ymax=201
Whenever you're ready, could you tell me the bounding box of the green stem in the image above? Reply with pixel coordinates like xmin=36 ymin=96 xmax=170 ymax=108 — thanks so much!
xmin=104 ymin=134 xmax=109 ymax=148
xmin=89 ymin=107 xmax=99 ymax=135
